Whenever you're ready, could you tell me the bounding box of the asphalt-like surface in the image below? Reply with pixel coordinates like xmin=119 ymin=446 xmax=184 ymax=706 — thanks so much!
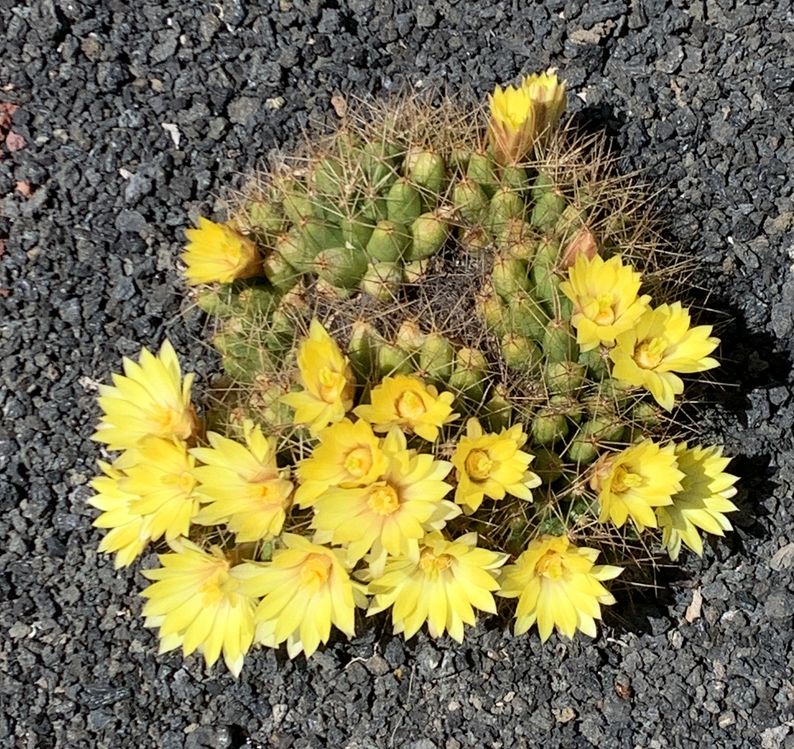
xmin=2 ymin=1 xmax=793 ymax=747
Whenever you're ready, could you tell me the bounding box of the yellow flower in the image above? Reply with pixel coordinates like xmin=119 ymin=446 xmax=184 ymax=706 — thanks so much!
xmin=88 ymin=460 xmax=152 ymax=567
xmin=236 ymin=534 xmax=367 ymax=659
xmin=282 ymin=319 xmax=355 ymax=435
xmin=451 ymin=418 xmax=541 ymax=513
xmin=141 ymin=539 xmax=257 ymax=677
xmin=93 ymin=340 xmax=198 ymax=451
xmin=488 ymin=69 xmax=567 ymax=164
xmin=590 ymin=440 xmax=684 ymax=531
xmin=294 ymin=418 xmax=388 ymax=508
xmin=498 ymin=535 xmax=623 ymax=641
xmin=115 ymin=437 xmax=201 ymax=542
xmin=182 ymin=216 xmax=261 ymax=285
xmin=367 ymin=531 xmax=507 ymax=642
xmin=559 ymin=254 xmax=651 ymax=352
xmin=522 ymin=68 xmax=566 ymax=142
xmin=354 ymin=374 xmax=457 ymax=442
xmin=609 ymin=303 xmax=720 ymax=411
xmin=191 ymin=420 xmax=294 ymax=542
xmin=311 ymin=428 xmax=458 ymax=569
xmin=488 ymin=81 xmax=536 ymax=164
xmin=657 ymin=443 xmax=739 ymax=560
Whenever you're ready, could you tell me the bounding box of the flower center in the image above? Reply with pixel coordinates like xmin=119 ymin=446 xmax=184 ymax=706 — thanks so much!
xmin=633 ymin=338 xmax=666 ymax=370
xmin=153 ymin=405 xmax=191 ymax=437
xmin=318 ymin=367 xmax=345 ymax=402
xmin=299 ymin=554 xmax=332 ymax=588
xmin=254 ymin=481 xmax=281 ymax=505
xmin=610 ymin=465 xmax=643 ymax=494
xmin=419 ymin=549 xmax=453 ymax=577
xmin=592 ymin=294 xmax=616 ymax=326
xmin=163 ymin=470 xmax=197 ymax=494
xmin=344 ymin=447 xmax=373 ymax=479
xmin=396 ymin=391 xmax=426 ymax=420
xmin=535 ymin=550 xmax=564 ymax=578
xmin=367 ymin=483 xmax=400 ymax=516
xmin=465 ymin=449 xmax=494 ymax=481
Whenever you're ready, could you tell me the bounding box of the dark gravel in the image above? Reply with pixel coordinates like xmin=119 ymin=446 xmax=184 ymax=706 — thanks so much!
xmin=2 ymin=1 xmax=794 ymax=747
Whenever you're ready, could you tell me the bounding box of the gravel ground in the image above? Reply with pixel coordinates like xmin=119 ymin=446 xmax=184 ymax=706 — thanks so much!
xmin=2 ymin=1 xmax=794 ymax=747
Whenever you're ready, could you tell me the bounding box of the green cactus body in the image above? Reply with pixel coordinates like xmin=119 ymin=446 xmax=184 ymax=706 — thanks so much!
xmin=281 ymin=179 xmax=321 ymax=224
xmin=340 ymin=212 xmax=375 ymax=251
xmin=395 ymin=320 xmax=427 ymax=354
xmin=631 ymin=401 xmax=661 ymax=428
xmin=505 ymin=290 xmax=548 ymax=340
xmin=483 ymin=385 xmax=513 ymax=432
xmin=361 ymin=141 xmax=402 ymax=190
xmin=237 ymin=287 xmax=280 ymax=317
xmin=497 ymin=218 xmax=536 ymax=261
xmin=491 ymin=253 xmax=530 ymax=298
xmin=567 ymin=418 xmax=626 ymax=464
xmin=578 ymin=347 xmax=610 ymax=380
xmin=418 ymin=333 xmax=455 ymax=384
xmin=554 ymin=203 xmax=586 ymax=244
xmin=300 ymin=217 xmax=344 ymax=256
xmin=407 ymin=212 xmax=449 ymax=260
xmin=542 ymin=319 xmax=579 ymax=362
xmin=262 ymin=251 xmax=298 ymax=291
xmin=501 ymin=334 xmax=543 ymax=372
xmin=532 ymin=448 xmax=564 ymax=484
xmin=449 ymin=148 xmax=471 ymax=173
xmin=488 ymin=188 xmax=525 ymax=235
xmin=348 ymin=320 xmax=379 ymax=381
xmin=311 ymin=157 xmax=346 ymax=199
xmin=378 ymin=342 xmax=414 ymax=378
xmin=248 ymin=200 xmax=284 ymax=238
xmin=387 ymin=178 xmax=423 ymax=226
xmin=476 ymin=288 xmax=508 ymax=336
xmin=530 ymin=171 xmax=555 ymax=202
xmin=531 ymin=190 xmax=566 ymax=232
xmin=313 ymin=246 xmax=368 ymax=289
xmin=453 ymin=178 xmax=489 ymax=224
xmin=196 ymin=286 xmax=239 ymax=317
xmin=404 ymin=149 xmax=446 ymax=194
xmin=403 ymin=259 xmax=429 ymax=284
xmin=366 ymin=220 xmax=410 ymax=262
xmin=448 ymin=347 xmax=487 ymax=405
xmin=546 ymin=361 xmax=586 ymax=394
xmin=466 ymin=152 xmax=499 ymax=197
xmin=500 ymin=165 xmax=529 ymax=193
xmin=531 ymin=408 xmax=569 ymax=446
xmin=361 ymin=262 xmax=402 ymax=300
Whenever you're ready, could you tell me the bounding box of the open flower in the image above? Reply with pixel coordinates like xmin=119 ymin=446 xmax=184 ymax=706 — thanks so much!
xmin=657 ymin=443 xmax=739 ymax=560
xmin=88 ymin=460 xmax=152 ymax=567
xmin=522 ymin=68 xmax=566 ymax=143
xmin=559 ymin=254 xmax=651 ymax=352
xmin=294 ymin=418 xmax=387 ymax=508
xmin=182 ymin=216 xmax=261 ymax=285
xmin=354 ymin=374 xmax=457 ymax=442
xmin=115 ymin=437 xmax=201 ymax=542
xmin=610 ymin=303 xmax=720 ymax=411
xmin=451 ymin=418 xmax=541 ymax=513
xmin=311 ymin=428 xmax=458 ymax=570
xmin=367 ymin=532 xmax=507 ymax=642
xmin=282 ymin=319 xmax=355 ymax=435
xmin=236 ymin=534 xmax=367 ymax=659
xmin=141 ymin=539 xmax=257 ymax=677
xmin=590 ymin=440 xmax=684 ymax=531
xmin=93 ymin=340 xmax=198 ymax=451
xmin=191 ymin=420 xmax=294 ymax=542
xmin=499 ymin=535 xmax=622 ymax=641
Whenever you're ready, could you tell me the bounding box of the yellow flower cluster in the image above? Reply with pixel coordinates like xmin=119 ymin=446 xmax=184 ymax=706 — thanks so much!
xmin=590 ymin=440 xmax=738 ymax=555
xmin=560 ymin=253 xmax=720 ymax=411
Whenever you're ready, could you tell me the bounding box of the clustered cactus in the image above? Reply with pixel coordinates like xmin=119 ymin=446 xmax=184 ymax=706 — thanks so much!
xmin=89 ymin=71 xmax=739 ymax=676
